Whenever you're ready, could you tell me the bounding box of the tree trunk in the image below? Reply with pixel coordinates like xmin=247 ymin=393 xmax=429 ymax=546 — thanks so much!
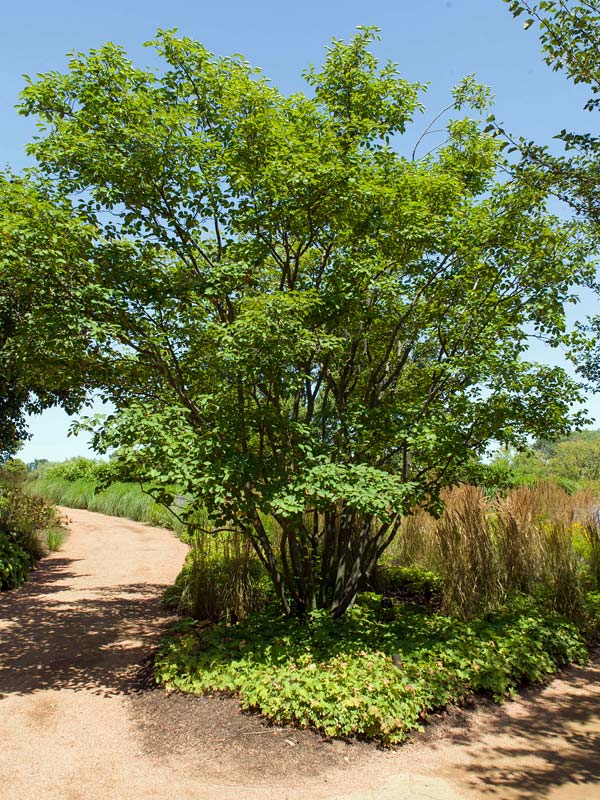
xmin=251 ymin=506 xmax=401 ymax=618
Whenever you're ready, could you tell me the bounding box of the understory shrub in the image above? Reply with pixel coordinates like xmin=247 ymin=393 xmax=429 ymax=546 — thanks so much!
xmin=372 ymin=565 xmax=442 ymax=607
xmin=584 ymin=591 xmax=600 ymax=637
xmin=0 ymin=531 xmax=33 ymax=589
xmin=155 ymin=595 xmax=587 ymax=745
xmin=0 ymin=487 xmax=62 ymax=560
xmin=0 ymin=487 xmax=65 ymax=589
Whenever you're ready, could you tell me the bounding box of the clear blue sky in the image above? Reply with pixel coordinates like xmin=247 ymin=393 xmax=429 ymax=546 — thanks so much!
xmin=4 ymin=0 xmax=597 ymax=462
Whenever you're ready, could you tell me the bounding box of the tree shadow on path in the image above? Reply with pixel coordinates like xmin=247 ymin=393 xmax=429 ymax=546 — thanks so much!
xmin=419 ymin=655 xmax=600 ymax=800
xmin=0 ymin=553 xmax=172 ymax=698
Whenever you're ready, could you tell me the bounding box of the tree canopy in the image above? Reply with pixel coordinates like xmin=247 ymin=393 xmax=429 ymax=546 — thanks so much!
xmin=0 ymin=175 xmax=97 ymax=461
xmin=492 ymin=429 xmax=600 ymax=491
xmin=502 ymin=1 xmax=600 ymax=224
xmin=503 ymin=2 xmax=600 ymax=386
xmin=12 ymin=27 xmax=594 ymax=614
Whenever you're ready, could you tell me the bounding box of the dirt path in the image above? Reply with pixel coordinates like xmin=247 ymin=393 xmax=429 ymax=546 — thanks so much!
xmin=1 ymin=508 xmax=599 ymax=800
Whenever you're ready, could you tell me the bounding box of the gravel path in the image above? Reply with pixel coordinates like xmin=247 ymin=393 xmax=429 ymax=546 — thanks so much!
xmin=0 ymin=507 xmax=599 ymax=800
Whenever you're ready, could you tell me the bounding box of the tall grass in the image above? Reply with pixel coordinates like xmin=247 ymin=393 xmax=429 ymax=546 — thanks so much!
xmin=28 ymin=476 xmax=180 ymax=531
xmin=583 ymin=516 xmax=600 ymax=591
xmin=389 ymin=508 xmax=440 ymax=571
xmin=495 ymin=486 xmax=545 ymax=596
xmin=577 ymin=492 xmax=600 ymax=591
xmin=435 ymin=486 xmax=499 ymax=615
xmin=385 ymin=482 xmax=594 ymax=619
xmin=166 ymin=529 xmax=272 ymax=621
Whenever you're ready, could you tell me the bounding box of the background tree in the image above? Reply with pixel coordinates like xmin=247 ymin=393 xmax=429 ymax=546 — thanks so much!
xmin=502 ymin=1 xmax=600 ymax=225
xmin=492 ymin=429 xmax=600 ymax=490
xmin=0 ymin=175 xmax=96 ymax=461
xmin=18 ymin=28 xmax=593 ymax=615
xmin=503 ymin=2 xmax=600 ymax=388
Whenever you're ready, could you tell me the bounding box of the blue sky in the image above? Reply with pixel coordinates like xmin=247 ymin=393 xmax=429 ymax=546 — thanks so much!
xmin=3 ymin=0 xmax=597 ymax=462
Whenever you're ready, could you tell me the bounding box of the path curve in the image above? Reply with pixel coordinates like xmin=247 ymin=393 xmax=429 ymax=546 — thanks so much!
xmin=1 ymin=508 xmax=599 ymax=800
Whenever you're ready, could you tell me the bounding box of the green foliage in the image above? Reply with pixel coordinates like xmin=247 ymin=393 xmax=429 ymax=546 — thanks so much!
xmin=583 ymin=590 xmax=600 ymax=636
xmin=41 ymin=457 xmax=105 ymax=482
xmin=502 ymin=3 xmax=600 ymax=385
xmin=582 ymin=511 xmax=600 ymax=590
xmin=14 ymin=27 xmax=594 ymax=615
xmin=456 ymin=458 xmax=518 ymax=495
xmin=0 ymin=486 xmax=64 ymax=589
xmin=490 ymin=430 xmax=600 ymax=491
xmin=44 ymin=527 xmax=65 ymax=552
xmin=0 ymin=486 xmax=62 ymax=560
xmin=29 ymin=471 xmax=179 ymax=529
xmin=373 ymin=565 xmax=442 ymax=605
xmin=506 ymin=2 xmax=600 ymax=105
xmin=0 ymin=458 xmax=28 ymax=487
xmin=0 ymin=532 xmax=33 ymax=590
xmin=501 ymin=2 xmax=600 ymax=225
xmin=155 ymin=596 xmax=587 ymax=744
xmin=30 ymin=476 xmax=95 ymax=509
xmin=165 ymin=534 xmax=274 ymax=622
xmin=0 ymin=175 xmax=96 ymax=461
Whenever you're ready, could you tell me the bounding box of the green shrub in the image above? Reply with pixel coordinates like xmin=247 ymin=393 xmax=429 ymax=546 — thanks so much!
xmin=0 ymin=531 xmax=33 ymax=589
xmin=0 ymin=487 xmax=62 ymax=561
xmin=0 ymin=487 xmax=66 ymax=590
xmin=37 ymin=456 xmax=125 ymax=483
xmin=0 ymin=458 xmax=28 ymax=487
xmin=581 ymin=591 xmax=600 ymax=638
xmin=40 ymin=457 xmax=103 ymax=482
xmin=156 ymin=595 xmax=587 ymax=745
xmin=372 ymin=565 xmax=442 ymax=606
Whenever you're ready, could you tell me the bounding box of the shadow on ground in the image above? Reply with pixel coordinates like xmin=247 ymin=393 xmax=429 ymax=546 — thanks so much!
xmin=0 ymin=554 xmax=170 ymax=698
xmin=412 ymin=653 xmax=600 ymax=800
xmin=2 ymin=548 xmax=600 ymax=798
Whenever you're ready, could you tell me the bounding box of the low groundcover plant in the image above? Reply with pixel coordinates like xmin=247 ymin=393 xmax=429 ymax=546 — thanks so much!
xmin=155 ymin=594 xmax=590 ymax=745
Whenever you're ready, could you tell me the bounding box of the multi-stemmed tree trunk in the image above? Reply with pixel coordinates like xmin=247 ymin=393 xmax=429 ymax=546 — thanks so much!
xmin=246 ymin=508 xmax=401 ymax=617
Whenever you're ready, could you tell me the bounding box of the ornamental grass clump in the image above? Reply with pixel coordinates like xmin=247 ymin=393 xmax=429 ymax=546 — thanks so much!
xmin=385 ymin=507 xmax=440 ymax=572
xmin=580 ymin=504 xmax=600 ymax=591
xmin=495 ymin=486 xmax=545 ymax=597
xmin=434 ymin=485 xmax=500 ymax=617
xmin=381 ymin=482 xmax=593 ymax=620
xmin=167 ymin=529 xmax=273 ymax=622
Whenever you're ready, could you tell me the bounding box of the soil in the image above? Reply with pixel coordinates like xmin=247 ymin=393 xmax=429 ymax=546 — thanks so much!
xmin=1 ymin=507 xmax=599 ymax=800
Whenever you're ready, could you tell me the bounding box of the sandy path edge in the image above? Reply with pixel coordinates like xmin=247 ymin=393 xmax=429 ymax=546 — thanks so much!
xmin=0 ymin=507 xmax=598 ymax=800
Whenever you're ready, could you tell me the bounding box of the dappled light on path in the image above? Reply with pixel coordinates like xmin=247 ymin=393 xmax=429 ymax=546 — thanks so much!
xmin=0 ymin=510 xmax=186 ymax=698
xmin=0 ymin=573 xmax=170 ymax=697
